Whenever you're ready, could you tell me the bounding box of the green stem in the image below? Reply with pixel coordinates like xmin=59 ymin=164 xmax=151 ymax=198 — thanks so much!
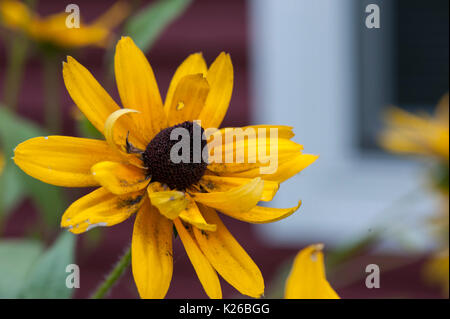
xmin=91 ymin=245 xmax=132 ymax=299
xmin=2 ymin=35 xmax=29 ymax=111
xmin=42 ymin=53 xmax=61 ymax=132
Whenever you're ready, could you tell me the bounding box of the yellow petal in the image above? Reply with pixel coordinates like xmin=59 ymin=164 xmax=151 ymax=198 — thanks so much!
xmin=165 ymin=74 xmax=210 ymax=126
xmin=206 ymin=129 xmax=303 ymax=174
xmin=13 ymin=136 xmax=123 ymax=187
xmin=164 ymin=52 xmax=208 ymax=113
xmin=191 ymin=177 xmax=264 ymax=214
xmin=199 ymin=175 xmax=279 ymax=202
xmin=222 ymin=201 xmax=302 ymax=224
xmin=226 ymin=153 xmax=319 ymax=183
xmin=284 ymin=244 xmax=339 ymax=299
xmin=215 ymin=125 xmax=295 ymax=140
xmin=147 ymin=183 xmax=189 ymax=219
xmin=174 ymin=218 xmax=222 ymax=299
xmin=61 ymin=187 xmax=145 ymax=234
xmin=62 ymin=56 xmax=143 ymax=147
xmin=103 ymin=108 xmax=146 ymax=167
xmin=198 ymin=52 xmax=233 ymax=128
xmin=193 ymin=205 xmax=264 ymax=298
xmin=91 ymin=161 xmax=149 ymax=195
xmin=132 ymin=199 xmax=173 ymax=299
xmin=92 ymin=1 xmax=131 ymax=30
xmin=179 ymin=194 xmax=216 ymax=231
xmin=115 ymin=36 xmax=167 ymax=140
xmin=0 ymin=0 xmax=32 ymax=30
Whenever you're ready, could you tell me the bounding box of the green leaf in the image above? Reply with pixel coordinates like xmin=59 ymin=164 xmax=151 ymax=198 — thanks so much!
xmin=0 ymin=239 xmax=44 ymax=298
xmin=18 ymin=231 xmax=76 ymax=299
xmin=0 ymin=107 xmax=65 ymax=224
xmin=124 ymin=0 xmax=192 ymax=52
xmin=76 ymin=115 xmax=103 ymax=140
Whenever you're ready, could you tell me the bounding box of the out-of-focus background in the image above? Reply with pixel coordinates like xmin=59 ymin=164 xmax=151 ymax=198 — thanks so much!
xmin=0 ymin=0 xmax=448 ymax=298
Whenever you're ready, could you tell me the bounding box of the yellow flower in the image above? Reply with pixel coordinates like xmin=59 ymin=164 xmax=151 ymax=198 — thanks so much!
xmin=423 ymin=249 xmax=449 ymax=297
xmin=284 ymin=244 xmax=339 ymax=299
xmin=13 ymin=36 xmax=318 ymax=299
xmin=380 ymin=94 xmax=449 ymax=162
xmin=0 ymin=0 xmax=129 ymax=48
xmin=0 ymin=152 xmax=4 ymax=175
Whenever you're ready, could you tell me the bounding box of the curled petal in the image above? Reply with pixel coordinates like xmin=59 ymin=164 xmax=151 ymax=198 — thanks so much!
xmin=104 ymin=108 xmax=143 ymax=167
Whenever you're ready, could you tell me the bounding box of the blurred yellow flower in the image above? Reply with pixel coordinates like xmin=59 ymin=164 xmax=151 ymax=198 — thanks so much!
xmin=424 ymin=249 xmax=449 ymax=297
xmin=381 ymin=94 xmax=449 ymax=296
xmin=0 ymin=0 xmax=129 ymax=48
xmin=13 ymin=36 xmax=317 ymax=299
xmin=284 ymin=244 xmax=339 ymax=299
xmin=380 ymin=94 xmax=449 ymax=162
xmin=0 ymin=152 xmax=4 ymax=176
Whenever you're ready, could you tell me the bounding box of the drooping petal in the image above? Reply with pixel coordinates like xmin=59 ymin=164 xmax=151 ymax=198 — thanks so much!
xmin=284 ymin=244 xmax=339 ymax=299
xmin=198 ymin=52 xmax=233 ymax=129
xmin=193 ymin=205 xmax=264 ymax=298
xmin=174 ymin=218 xmax=222 ymax=299
xmin=199 ymin=175 xmax=279 ymax=202
xmin=91 ymin=161 xmax=149 ymax=195
xmin=132 ymin=199 xmax=173 ymax=299
xmin=221 ymin=201 xmax=302 ymax=224
xmin=62 ymin=56 xmax=142 ymax=146
xmin=147 ymin=183 xmax=189 ymax=219
xmin=179 ymin=194 xmax=216 ymax=231
xmin=13 ymin=136 xmax=123 ymax=187
xmin=191 ymin=177 xmax=264 ymax=214
xmin=224 ymin=153 xmax=319 ymax=183
xmin=164 ymin=52 xmax=208 ymax=114
xmin=115 ymin=36 xmax=167 ymax=140
xmin=61 ymin=187 xmax=145 ymax=234
xmin=165 ymin=74 xmax=210 ymax=126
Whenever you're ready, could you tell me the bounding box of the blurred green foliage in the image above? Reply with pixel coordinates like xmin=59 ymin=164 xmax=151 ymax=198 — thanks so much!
xmin=0 ymin=106 xmax=65 ymax=225
xmin=124 ymin=0 xmax=192 ymax=52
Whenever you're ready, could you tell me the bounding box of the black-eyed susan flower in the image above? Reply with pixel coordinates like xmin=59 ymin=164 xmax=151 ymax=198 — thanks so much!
xmin=380 ymin=94 xmax=449 ymax=162
xmin=381 ymin=95 xmax=449 ymax=296
xmin=0 ymin=0 xmax=129 ymax=48
xmin=284 ymin=244 xmax=339 ymax=299
xmin=13 ymin=36 xmax=318 ymax=299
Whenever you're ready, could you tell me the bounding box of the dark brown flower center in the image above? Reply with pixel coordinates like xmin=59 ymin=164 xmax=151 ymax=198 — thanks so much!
xmin=143 ymin=121 xmax=208 ymax=190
